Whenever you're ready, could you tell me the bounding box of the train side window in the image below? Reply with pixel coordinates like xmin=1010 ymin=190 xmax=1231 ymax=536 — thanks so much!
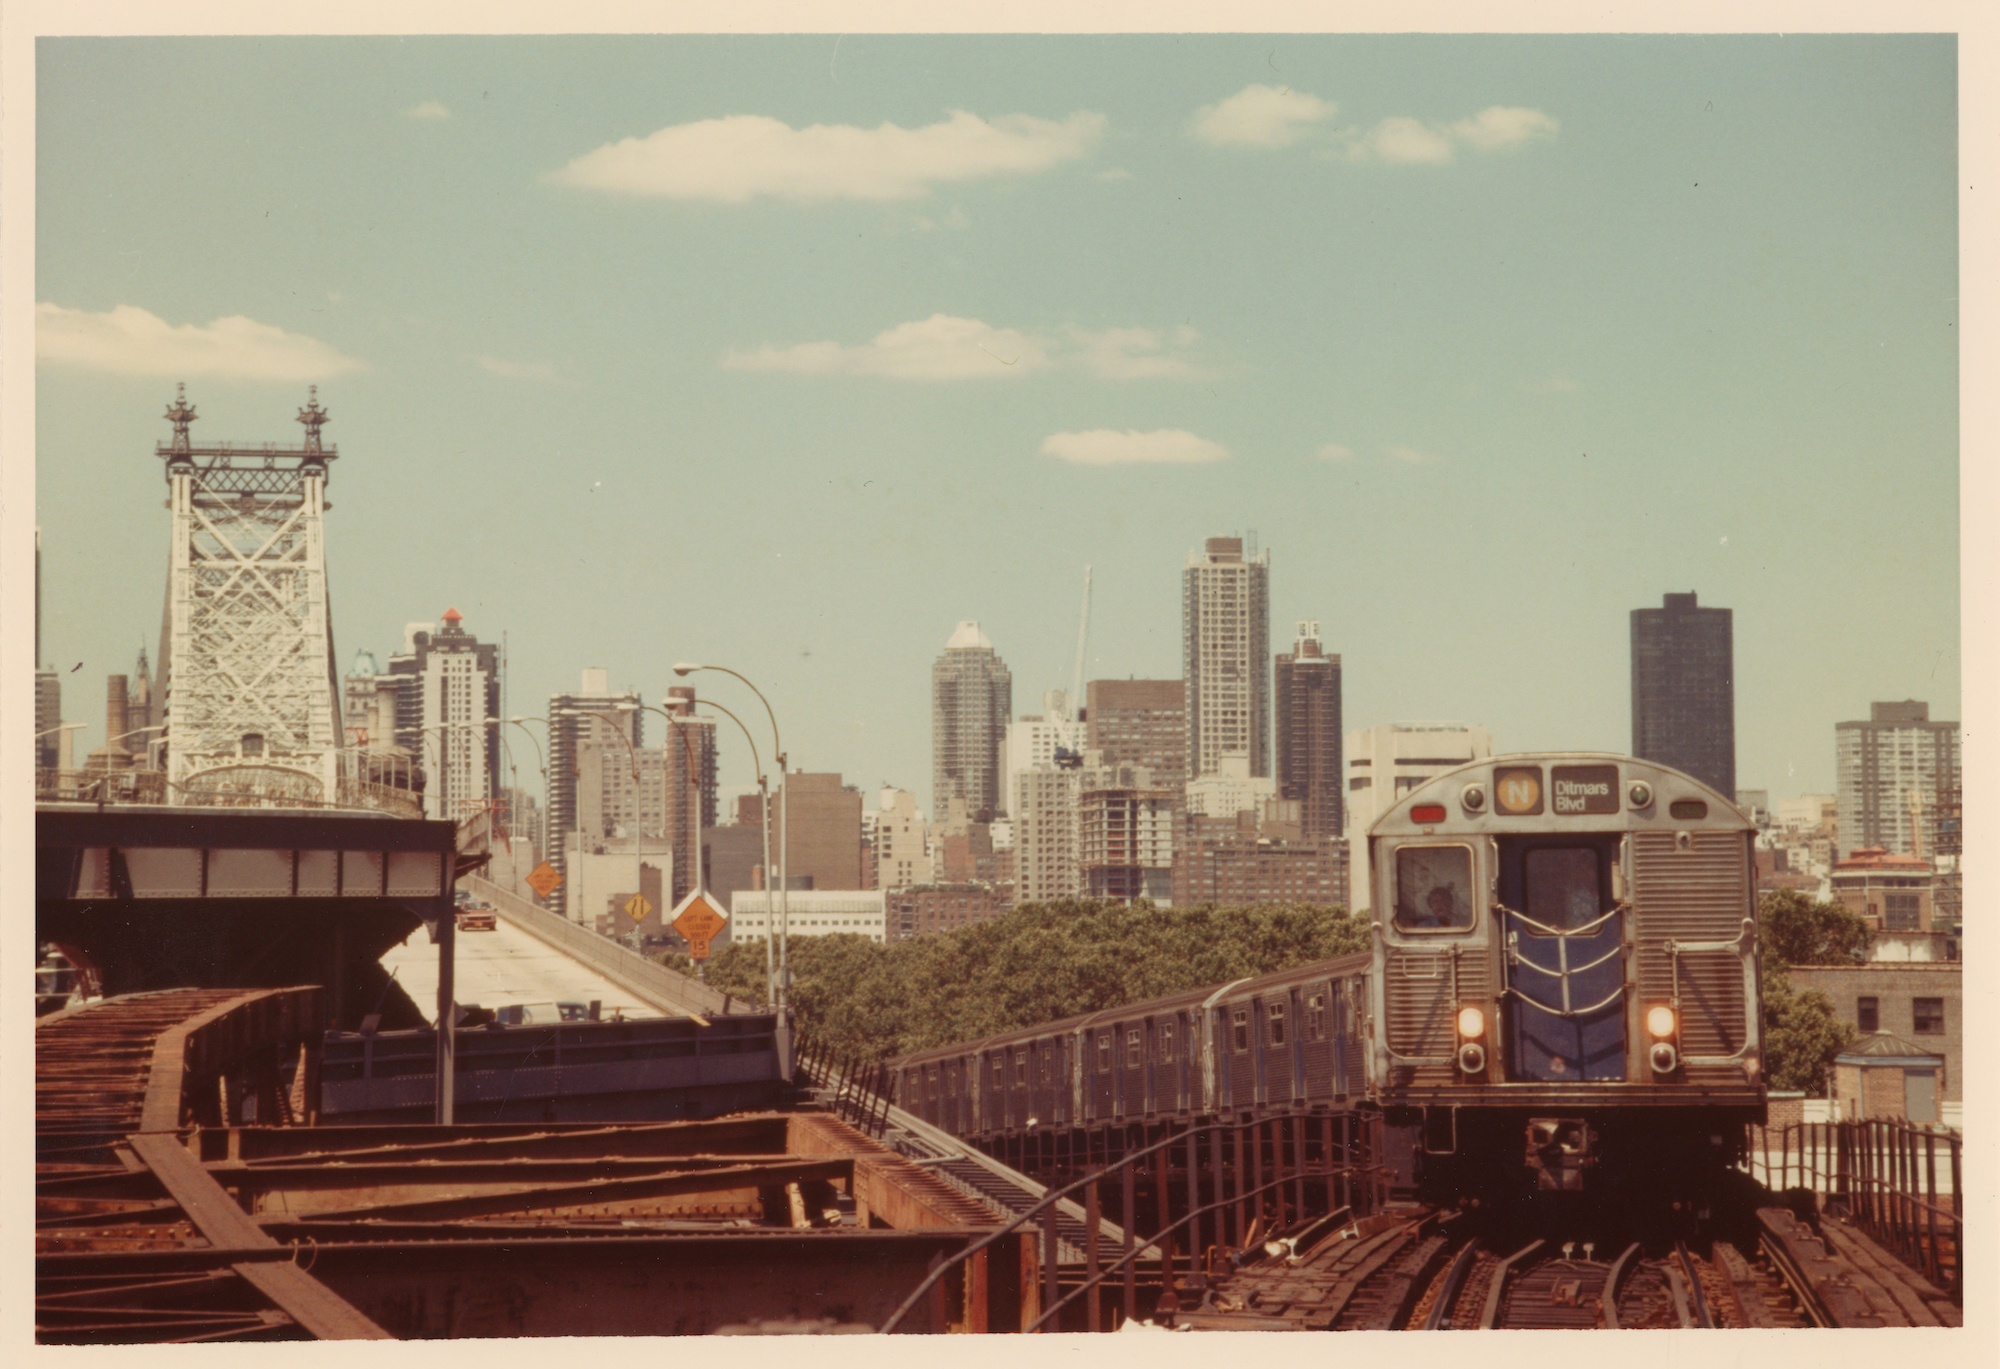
xmin=1523 ymin=847 xmax=1603 ymax=931
xmin=1127 ymin=1029 xmax=1143 ymax=1067
xmin=1268 ymin=1003 xmax=1286 ymax=1047
xmin=1233 ymin=1009 xmax=1250 ymax=1052
xmin=1308 ymin=993 xmax=1327 ymax=1040
xmin=1394 ymin=846 xmax=1475 ymax=931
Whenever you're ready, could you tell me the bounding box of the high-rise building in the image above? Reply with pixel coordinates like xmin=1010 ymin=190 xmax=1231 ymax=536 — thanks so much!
xmin=1013 ymin=765 xmax=1081 ymax=905
xmin=549 ymin=668 xmax=642 ymax=920
xmin=1077 ymin=760 xmax=1176 ymax=904
xmin=1085 ymin=679 xmax=1185 ymax=787
xmin=1344 ymin=722 xmax=1494 ymax=911
xmin=383 ymin=609 xmax=502 ymax=822
xmin=932 ymin=621 xmax=1012 ymax=824
xmin=1004 ymin=691 xmax=1072 ymax=816
xmin=1275 ymin=620 xmax=1342 ymax=839
xmin=865 ymin=788 xmax=933 ymax=893
xmin=1184 ymin=535 xmax=1270 ymax=779
xmin=1631 ymin=591 xmax=1735 ymax=796
xmin=1835 ymin=701 xmax=1960 ymax=860
xmin=764 ymin=773 xmax=865 ymax=891
xmin=605 ymin=688 xmax=718 ymax=908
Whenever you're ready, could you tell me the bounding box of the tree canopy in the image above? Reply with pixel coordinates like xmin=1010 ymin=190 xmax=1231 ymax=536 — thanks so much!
xmin=1757 ymin=889 xmax=1866 ymax=1093
xmin=660 ymin=899 xmax=1367 ymax=1061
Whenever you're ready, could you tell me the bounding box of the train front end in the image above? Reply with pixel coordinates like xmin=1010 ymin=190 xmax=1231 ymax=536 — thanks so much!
xmin=1365 ymin=754 xmax=1764 ymax=1217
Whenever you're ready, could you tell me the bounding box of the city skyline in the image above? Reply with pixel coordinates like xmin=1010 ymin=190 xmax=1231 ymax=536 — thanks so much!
xmin=18 ymin=29 xmax=1964 ymax=816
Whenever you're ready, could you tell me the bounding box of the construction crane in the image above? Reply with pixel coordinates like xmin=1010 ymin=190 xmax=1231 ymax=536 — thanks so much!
xmin=1052 ymin=566 xmax=1092 ymax=769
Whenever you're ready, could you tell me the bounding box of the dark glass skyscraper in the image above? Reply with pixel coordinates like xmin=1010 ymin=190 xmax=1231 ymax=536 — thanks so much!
xmin=1631 ymin=591 xmax=1734 ymax=796
xmin=1275 ymin=620 xmax=1342 ymax=839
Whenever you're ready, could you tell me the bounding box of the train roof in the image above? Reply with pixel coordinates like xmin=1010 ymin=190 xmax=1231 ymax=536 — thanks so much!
xmin=1369 ymin=751 xmax=1754 ymax=840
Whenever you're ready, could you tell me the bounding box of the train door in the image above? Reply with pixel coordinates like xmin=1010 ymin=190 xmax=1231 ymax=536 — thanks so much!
xmin=1498 ymin=834 xmax=1627 ymax=1081
xmin=1119 ymin=1022 xmax=1143 ymax=1119
xmin=1227 ymin=1002 xmax=1256 ymax=1111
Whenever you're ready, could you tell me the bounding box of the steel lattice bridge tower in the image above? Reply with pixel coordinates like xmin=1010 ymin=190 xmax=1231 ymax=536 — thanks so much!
xmin=156 ymin=386 xmax=348 ymax=807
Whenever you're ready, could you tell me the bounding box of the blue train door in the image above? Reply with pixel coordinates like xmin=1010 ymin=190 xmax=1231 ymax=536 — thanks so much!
xmin=1499 ymin=835 xmax=1626 ymax=1081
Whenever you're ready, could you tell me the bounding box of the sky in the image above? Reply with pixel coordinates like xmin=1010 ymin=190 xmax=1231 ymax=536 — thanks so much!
xmin=20 ymin=26 xmax=1966 ymax=814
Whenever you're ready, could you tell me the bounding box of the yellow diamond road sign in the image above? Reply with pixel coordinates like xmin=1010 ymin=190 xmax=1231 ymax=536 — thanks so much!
xmin=526 ymin=861 xmax=562 ymax=897
xmin=671 ymin=890 xmax=729 ymax=960
xmin=624 ymin=892 xmax=654 ymax=924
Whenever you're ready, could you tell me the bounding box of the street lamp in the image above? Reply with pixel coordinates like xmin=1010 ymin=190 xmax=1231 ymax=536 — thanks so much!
xmin=687 ymin=696 xmax=776 ymax=1006
xmin=486 ymin=716 xmax=552 ymax=901
xmin=673 ymin=663 xmax=791 ymax=1038
xmin=633 ymin=700 xmax=712 ymax=965
xmin=556 ymin=704 xmax=643 ymax=940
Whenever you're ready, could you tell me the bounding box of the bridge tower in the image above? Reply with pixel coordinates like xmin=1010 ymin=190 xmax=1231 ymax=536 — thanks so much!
xmin=156 ymin=386 xmax=344 ymax=805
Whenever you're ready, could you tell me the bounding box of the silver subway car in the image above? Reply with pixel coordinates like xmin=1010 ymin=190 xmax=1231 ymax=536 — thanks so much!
xmin=1367 ymin=752 xmax=1764 ymax=1203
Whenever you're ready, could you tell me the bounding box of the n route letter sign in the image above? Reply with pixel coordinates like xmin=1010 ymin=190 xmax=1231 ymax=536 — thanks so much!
xmin=670 ymin=891 xmax=729 ymax=960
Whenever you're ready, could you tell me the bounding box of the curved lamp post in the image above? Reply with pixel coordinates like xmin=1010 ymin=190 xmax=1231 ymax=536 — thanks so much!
xmin=674 ymin=663 xmax=792 ymax=1050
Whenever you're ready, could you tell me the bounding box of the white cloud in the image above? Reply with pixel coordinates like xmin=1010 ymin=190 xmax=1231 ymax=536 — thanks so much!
xmin=473 ymin=354 xmax=564 ymax=384
xmin=552 ymin=109 xmax=1104 ymax=203
xmin=1317 ymin=442 xmax=1356 ymax=462
xmin=1094 ymin=166 xmax=1135 ymax=182
xmin=1067 ymin=325 xmax=1203 ymax=380
xmin=1387 ymin=444 xmax=1440 ymax=464
xmin=1356 ymin=117 xmax=1457 ymax=165
xmin=36 ymin=302 xmax=364 ymax=380
xmin=723 ymin=315 xmax=1204 ymax=382
xmin=1041 ymin=429 xmax=1230 ymax=466
xmin=1191 ymin=84 xmax=1338 ymax=148
xmin=407 ymin=101 xmax=450 ymax=120
xmin=1451 ymin=106 xmax=1560 ymax=150
xmin=723 ymin=314 xmax=1053 ymax=380
xmin=1344 ymin=105 xmax=1560 ymax=165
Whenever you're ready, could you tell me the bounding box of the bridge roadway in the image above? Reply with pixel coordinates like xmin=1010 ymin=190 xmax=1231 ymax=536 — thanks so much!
xmin=379 ymin=916 xmax=665 ymax=1025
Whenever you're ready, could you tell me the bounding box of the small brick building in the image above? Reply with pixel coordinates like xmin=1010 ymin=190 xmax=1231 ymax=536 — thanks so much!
xmin=1786 ymin=961 xmax=1961 ymax=1106
xmin=1832 ymin=1031 xmax=1946 ymax=1124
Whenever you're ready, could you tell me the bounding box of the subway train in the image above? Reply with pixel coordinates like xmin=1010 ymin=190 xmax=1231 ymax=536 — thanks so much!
xmin=891 ymin=753 xmax=1765 ymax=1212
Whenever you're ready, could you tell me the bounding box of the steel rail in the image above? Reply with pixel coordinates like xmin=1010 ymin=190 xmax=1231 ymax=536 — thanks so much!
xmin=1478 ymin=1238 xmax=1544 ymax=1329
xmin=1600 ymin=1241 xmax=1642 ymax=1328
xmin=1423 ymin=1237 xmax=1482 ymax=1329
xmin=1675 ymin=1241 xmax=1715 ymax=1327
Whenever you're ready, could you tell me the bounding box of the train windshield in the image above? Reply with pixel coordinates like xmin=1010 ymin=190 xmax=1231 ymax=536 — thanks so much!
xmin=1393 ymin=846 xmax=1474 ymax=930
xmin=1522 ymin=847 xmax=1605 ymax=932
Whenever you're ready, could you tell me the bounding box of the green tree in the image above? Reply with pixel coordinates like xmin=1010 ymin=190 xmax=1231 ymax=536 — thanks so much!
xmin=1757 ymin=890 xmax=1868 ymax=1095
xmin=1762 ymin=973 xmax=1856 ymax=1094
xmin=1759 ymin=888 xmax=1871 ymax=974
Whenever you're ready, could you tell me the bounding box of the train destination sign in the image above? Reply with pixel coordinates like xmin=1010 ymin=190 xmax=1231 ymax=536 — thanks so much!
xmin=1551 ymin=764 xmax=1620 ymax=815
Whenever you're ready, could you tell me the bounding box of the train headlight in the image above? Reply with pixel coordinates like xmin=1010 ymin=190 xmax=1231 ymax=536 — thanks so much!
xmin=1456 ymin=1006 xmax=1485 ymax=1040
xmin=1646 ymin=1005 xmax=1677 ymax=1039
xmin=1458 ymin=1041 xmax=1487 ymax=1074
xmin=1649 ymin=1042 xmax=1679 ymax=1074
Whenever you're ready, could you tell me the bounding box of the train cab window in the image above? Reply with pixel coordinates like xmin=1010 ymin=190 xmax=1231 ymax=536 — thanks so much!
xmin=1522 ymin=847 xmax=1604 ymax=932
xmin=1267 ymin=1003 xmax=1286 ymax=1047
xmin=1232 ymin=1009 xmax=1250 ymax=1052
xmin=1394 ymin=846 xmax=1475 ymax=931
xmin=1127 ymin=1030 xmax=1143 ymax=1067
